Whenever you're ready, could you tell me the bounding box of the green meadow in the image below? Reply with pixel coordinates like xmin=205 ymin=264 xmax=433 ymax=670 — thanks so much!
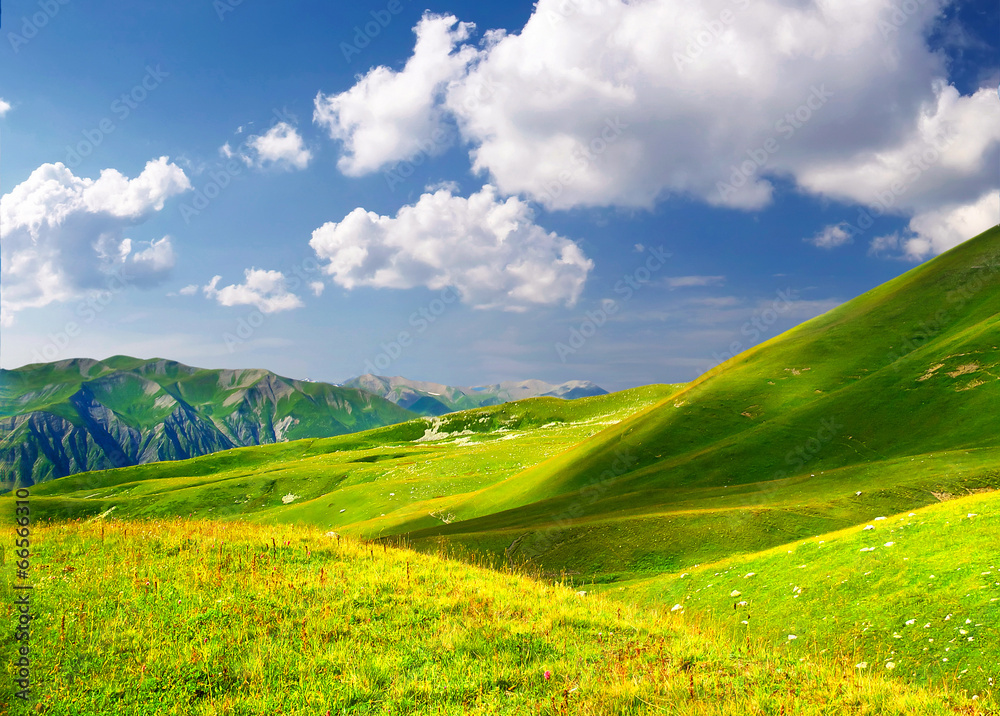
xmin=2 ymin=227 xmax=999 ymax=713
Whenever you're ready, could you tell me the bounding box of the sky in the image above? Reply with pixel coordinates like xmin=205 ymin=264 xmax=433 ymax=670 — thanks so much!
xmin=0 ymin=0 xmax=998 ymax=392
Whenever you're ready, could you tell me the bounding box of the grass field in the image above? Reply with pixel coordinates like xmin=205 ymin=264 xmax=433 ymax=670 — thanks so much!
xmin=602 ymin=489 xmax=1000 ymax=700
xmin=0 ymin=516 xmax=994 ymax=715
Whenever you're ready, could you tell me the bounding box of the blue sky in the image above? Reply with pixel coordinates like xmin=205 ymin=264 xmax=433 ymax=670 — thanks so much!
xmin=1 ymin=0 xmax=997 ymax=391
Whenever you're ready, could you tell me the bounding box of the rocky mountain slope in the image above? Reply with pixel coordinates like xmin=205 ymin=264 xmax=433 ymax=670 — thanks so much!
xmin=0 ymin=356 xmax=416 ymax=487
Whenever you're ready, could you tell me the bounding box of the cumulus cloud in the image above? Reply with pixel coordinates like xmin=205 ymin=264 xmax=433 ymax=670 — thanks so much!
xmin=222 ymin=122 xmax=312 ymax=170
xmin=202 ymin=269 xmax=305 ymax=313
xmin=0 ymin=98 xmax=11 ymax=117
xmin=309 ymin=184 xmax=592 ymax=311
xmin=178 ymin=284 xmax=199 ymax=296
xmin=871 ymin=191 xmax=1000 ymax=260
xmin=245 ymin=122 xmax=312 ymax=170
xmin=319 ymin=0 xmax=998 ymax=257
xmin=313 ymin=13 xmax=479 ymax=175
xmin=807 ymin=223 xmax=853 ymax=249
xmin=0 ymin=157 xmax=190 ymax=325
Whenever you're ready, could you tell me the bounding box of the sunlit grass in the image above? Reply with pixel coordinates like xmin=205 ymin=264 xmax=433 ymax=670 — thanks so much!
xmin=1 ymin=517 xmax=993 ymax=714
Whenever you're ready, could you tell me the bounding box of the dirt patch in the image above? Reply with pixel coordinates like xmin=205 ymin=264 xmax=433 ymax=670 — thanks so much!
xmin=947 ymin=363 xmax=980 ymax=378
xmin=917 ymin=363 xmax=945 ymax=382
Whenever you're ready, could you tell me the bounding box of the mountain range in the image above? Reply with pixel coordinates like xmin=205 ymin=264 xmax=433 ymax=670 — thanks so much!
xmin=0 ymin=357 xmax=606 ymax=488
xmin=341 ymin=374 xmax=607 ymax=415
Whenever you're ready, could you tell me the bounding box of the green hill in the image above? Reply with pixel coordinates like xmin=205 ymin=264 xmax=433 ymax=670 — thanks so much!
xmin=394 ymin=226 xmax=1000 ymax=576
xmin=0 ymin=516 xmax=989 ymax=714
xmin=0 ymin=357 xmax=417 ymax=488
xmin=605 ymin=489 xmax=1000 ymax=700
xmin=12 ymin=384 xmax=680 ymax=533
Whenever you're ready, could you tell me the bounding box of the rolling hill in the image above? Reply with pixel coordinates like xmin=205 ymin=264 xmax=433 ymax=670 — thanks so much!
xmin=392 ymin=225 xmax=1000 ymax=575
xmin=341 ymin=374 xmax=608 ymax=416
xmin=0 ymin=356 xmax=417 ymax=488
xmin=0 ymin=515 xmax=990 ymax=714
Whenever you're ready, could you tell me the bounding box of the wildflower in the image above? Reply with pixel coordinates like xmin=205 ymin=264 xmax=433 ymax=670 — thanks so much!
xmin=787 ymin=635 xmax=797 ymax=640
xmin=736 ymin=600 xmax=748 ymax=607
xmin=856 ymin=491 xmax=862 ymax=496
xmin=544 ymin=670 xmax=551 ymax=680
xmin=671 ymin=604 xmax=683 ymax=612
xmin=730 ymin=590 xmax=741 ymax=597
xmin=863 ymin=525 xmax=875 ymax=531
xmin=885 ymin=662 xmax=896 ymax=669
xmin=874 ymin=516 xmax=886 ymax=521
xmin=744 ymin=572 xmax=755 ymax=578
xmin=905 ymin=619 xmax=915 ymax=625
xmin=856 ymin=662 xmax=868 ymax=669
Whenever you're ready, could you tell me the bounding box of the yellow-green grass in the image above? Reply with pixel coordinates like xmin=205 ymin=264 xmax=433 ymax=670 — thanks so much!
xmin=601 ymin=490 xmax=1000 ymax=701
xmin=13 ymin=385 xmax=680 ymax=539
xmin=0 ymin=517 xmax=993 ymax=715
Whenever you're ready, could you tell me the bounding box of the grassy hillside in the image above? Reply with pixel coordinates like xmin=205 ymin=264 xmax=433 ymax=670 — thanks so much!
xmin=13 ymin=385 xmax=681 ymax=539
xmin=395 ymin=226 xmax=1000 ymax=577
xmin=604 ymin=489 xmax=1000 ymax=699
xmin=0 ymin=517 xmax=991 ymax=715
xmin=0 ymin=357 xmax=417 ymax=487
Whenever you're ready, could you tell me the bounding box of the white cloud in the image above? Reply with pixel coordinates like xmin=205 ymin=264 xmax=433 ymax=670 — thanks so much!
xmin=0 ymin=98 xmax=11 ymax=117
xmin=178 ymin=284 xmax=199 ymax=296
xmin=873 ymin=191 xmax=1000 ymax=260
xmin=667 ymin=275 xmax=726 ymax=288
xmin=245 ymin=122 xmax=312 ymax=170
xmin=807 ymin=223 xmax=853 ymax=249
xmin=308 ymin=281 xmax=325 ymax=297
xmin=222 ymin=123 xmax=312 ymax=170
xmin=309 ymin=184 xmax=592 ymax=311
xmin=313 ymin=13 xmax=479 ymax=175
xmin=202 ymin=269 xmax=305 ymax=313
xmin=0 ymin=157 xmax=190 ymax=325
xmin=321 ymin=0 xmax=998 ymax=248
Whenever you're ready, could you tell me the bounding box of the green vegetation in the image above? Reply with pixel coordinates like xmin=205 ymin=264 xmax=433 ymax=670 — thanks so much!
xmin=14 ymin=385 xmax=680 ymax=540
xmin=604 ymin=490 xmax=1000 ymax=700
xmin=398 ymin=226 xmax=1000 ymax=577
xmin=0 ymin=357 xmax=417 ymax=487
xmin=0 ymin=518 xmax=991 ymax=714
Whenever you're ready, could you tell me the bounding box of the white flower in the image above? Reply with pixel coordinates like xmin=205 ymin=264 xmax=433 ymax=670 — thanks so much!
xmin=787 ymin=635 xmax=797 ymax=640
xmin=737 ymin=600 xmax=748 ymax=606
xmin=856 ymin=491 xmax=862 ymax=496
xmin=885 ymin=662 xmax=896 ymax=669
xmin=874 ymin=516 xmax=886 ymax=521
xmin=744 ymin=572 xmax=755 ymax=578
xmin=884 ymin=542 xmax=895 ymax=547
xmin=856 ymin=662 xmax=868 ymax=669
xmin=671 ymin=604 xmax=683 ymax=612
xmin=905 ymin=619 xmax=915 ymax=625
xmin=863 ymin=524 xmax=875 ymax=530
xmin=730 ymin=590 xmax=741 ymax=597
